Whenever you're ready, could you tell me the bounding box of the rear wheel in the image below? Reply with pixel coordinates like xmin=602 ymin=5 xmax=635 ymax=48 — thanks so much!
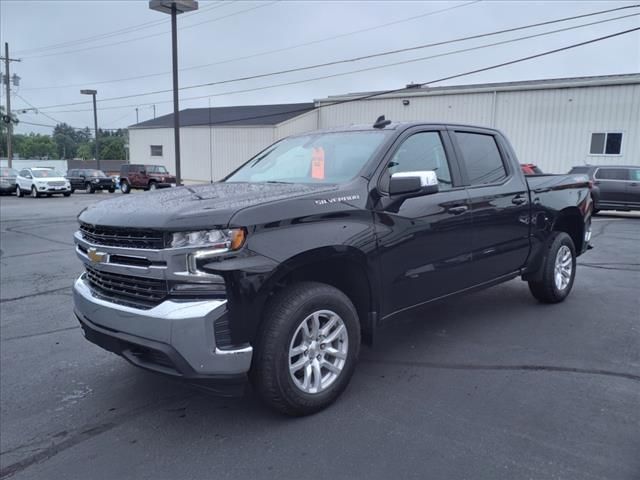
xmin=528 ymin=232 xmax=576 ymax=303
xmin=108 ymin=188 xmax=115 ymax=193
xmin=63 ymin=192 xmax=71 ymax=197
xmin=16 ymin=185 xmax=23 ymax=197
xmin=251 ymin=281 xmax=360 ymax=416
xmin=120 ymin=181 xmax=130 ymax=194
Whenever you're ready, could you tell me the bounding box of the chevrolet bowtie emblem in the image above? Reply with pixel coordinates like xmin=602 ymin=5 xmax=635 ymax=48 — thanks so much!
xmin=87 ymin=247 xmax=108 ymax=264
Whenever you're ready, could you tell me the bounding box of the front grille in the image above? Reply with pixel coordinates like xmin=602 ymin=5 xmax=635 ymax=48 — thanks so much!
xmin=49 ymin=181 xmax=66 ymax=187
xmin=85 ymin=265 xmax=168 ymax=309
xmin=80 ymin=223 xmax=165 ymax=249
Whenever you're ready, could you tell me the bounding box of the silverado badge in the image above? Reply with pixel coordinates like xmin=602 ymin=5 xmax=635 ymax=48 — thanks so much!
xmin=87 ymin=247 xmax=108 ymax=264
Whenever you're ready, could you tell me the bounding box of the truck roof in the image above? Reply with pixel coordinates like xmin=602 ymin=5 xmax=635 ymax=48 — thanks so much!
xmin=290 ymin=121 xmax=502 ymax=136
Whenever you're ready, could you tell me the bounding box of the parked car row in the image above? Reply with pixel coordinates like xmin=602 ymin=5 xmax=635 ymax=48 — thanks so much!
xmin=0 ymin=164 xmax=177 ymax=198
xmin=569 ymin=165 xmax=640 ymax=213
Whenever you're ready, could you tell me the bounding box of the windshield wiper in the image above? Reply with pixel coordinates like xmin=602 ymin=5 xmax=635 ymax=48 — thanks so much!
xmin=264 ymin=180 xmax=292 ymax=184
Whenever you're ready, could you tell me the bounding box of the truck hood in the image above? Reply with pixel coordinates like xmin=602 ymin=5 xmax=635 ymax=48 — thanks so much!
xmin=78 ymin=182 xmax=337 ymax=230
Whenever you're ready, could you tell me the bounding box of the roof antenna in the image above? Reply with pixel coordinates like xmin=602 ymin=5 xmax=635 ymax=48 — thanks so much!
xmin=373 ymin=115 xmax=391 ymax=129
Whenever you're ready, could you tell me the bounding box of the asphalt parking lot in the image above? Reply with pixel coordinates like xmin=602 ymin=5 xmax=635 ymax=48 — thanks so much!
xmin=0 ymin=192 xmax=638 ymax=480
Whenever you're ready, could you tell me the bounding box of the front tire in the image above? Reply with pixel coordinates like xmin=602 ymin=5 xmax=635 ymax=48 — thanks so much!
xmin=120 ymin=181 xmax=130 ymax=194
xmin=528 ymin=232 xmax=576 ymax=303
xmin=148 ymin=182 xmax=157 ymax=191
xmin=251 ymin=281 xmax=360 ymax=416
xmin=85 ymin=182 xmax=95 ymax=194
xmin=31 ymin=186 xmax=39 ymax=198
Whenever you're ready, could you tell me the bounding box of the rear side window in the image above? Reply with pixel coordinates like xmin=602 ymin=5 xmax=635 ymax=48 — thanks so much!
xmin=455 ymin=132 xmax=507 ymax=185
xmin=631 ymin=169 xmax=640 ymax=181
xmin=595 ymin=168 xmax=628 ymax=180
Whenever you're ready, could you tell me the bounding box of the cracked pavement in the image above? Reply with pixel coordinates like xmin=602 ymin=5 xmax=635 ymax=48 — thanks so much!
xmin=1 ymin=193 xmax=639 ymax=480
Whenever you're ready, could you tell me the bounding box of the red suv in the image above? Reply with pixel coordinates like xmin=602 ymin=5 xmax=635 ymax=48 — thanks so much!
xmin=119 ymin=164 xmax=176 ymax=194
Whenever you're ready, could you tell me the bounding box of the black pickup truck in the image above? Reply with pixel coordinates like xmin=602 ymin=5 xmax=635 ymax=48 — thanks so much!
xmin=73 ymin=121 xmax=592 ymax=415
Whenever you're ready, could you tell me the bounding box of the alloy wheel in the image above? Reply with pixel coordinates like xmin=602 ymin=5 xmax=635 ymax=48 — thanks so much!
xmin=288 ymin=309 xmax=349 ymax=394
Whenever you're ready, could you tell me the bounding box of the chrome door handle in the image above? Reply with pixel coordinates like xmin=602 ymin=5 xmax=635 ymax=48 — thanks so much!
xmin=512 ymin=196 xmax=527 ymax=205
xmin=448 ymin=205 xmax=468 ymax=215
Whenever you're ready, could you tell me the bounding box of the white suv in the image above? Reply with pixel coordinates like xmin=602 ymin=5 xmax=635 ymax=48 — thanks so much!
xmin=16 ymin=167 xmax=72 ymax=198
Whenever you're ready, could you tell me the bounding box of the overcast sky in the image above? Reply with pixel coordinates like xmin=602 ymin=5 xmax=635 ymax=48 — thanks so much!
xmin=2 ymin=0 xmax=639 ymax=134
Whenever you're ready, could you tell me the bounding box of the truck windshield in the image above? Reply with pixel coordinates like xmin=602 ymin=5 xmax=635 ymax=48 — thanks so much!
xmin=89 ymin=170 xmax=107 ymax=177
xmin=225 ymin=131 xmax=389 ymax=184
xmin=149 ymin=166 xmax=168 ymax=174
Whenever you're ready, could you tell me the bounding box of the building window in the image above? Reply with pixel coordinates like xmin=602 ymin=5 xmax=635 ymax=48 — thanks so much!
xmin=150 ymin=145 xmax=163 ymax=157
xmin=589 ymin=132 xmax=622 ymax=155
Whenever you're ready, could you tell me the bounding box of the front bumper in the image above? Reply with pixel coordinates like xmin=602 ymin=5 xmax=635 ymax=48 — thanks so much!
xmin=37 ymin=184 xmax=71 ymax=193
xmin=73 ymin=275 xmax=253 ymax=387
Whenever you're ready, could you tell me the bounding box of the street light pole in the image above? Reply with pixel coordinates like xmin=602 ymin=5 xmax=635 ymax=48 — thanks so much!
xmin=81 ymin=89 xmax=100 ymax=171
xmin=170 ymin=2 xmax=182 ymax=185
xmin=149 ymin=0 xmax=198 ymax=186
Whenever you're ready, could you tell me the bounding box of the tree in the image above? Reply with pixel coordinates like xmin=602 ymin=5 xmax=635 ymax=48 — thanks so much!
xmin=77 ymin=143 xmax=93 ymax=160
xmin=16 ymin=133 xmax=57 ymax=159
xmin=53 ymin=123 xmax=78 ymax=159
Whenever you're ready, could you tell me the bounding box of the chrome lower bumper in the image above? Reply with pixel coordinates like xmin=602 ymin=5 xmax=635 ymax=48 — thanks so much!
xmin=73 ymin=275 xmax=252 ymax=376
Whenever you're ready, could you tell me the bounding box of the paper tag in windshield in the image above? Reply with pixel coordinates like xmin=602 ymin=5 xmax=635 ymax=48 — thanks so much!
xmin=311 ymin=147 xmax=325 ymax=180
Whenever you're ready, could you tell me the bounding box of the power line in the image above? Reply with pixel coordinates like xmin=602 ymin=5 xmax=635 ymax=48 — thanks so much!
xmin=37 ymin=10 xmax=640 ymax=112
xmin=20 ymin=0 xmax=481 ymax=91
xmin=21 ymin=1 xmax=278 ymax=60
xmin=181 ymin=26 xmax=640 ymax=128
xmin=18 ymin=28 xmax=640 ymax=131
xmin=13 ymin=1 xmax=229 ymax=55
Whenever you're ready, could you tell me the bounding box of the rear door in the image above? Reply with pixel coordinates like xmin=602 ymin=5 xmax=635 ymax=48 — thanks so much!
xmin=450 ymin=128 xmax=530 ymax=285
xmin=374 ymin=127 xmax=474 ymax=317
xmin=594 ymin=167 xmax=629 ymax=207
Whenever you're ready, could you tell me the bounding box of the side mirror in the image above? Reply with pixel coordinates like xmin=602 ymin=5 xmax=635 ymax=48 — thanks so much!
xmin=389 ymin=171 xmax=439 ymax=196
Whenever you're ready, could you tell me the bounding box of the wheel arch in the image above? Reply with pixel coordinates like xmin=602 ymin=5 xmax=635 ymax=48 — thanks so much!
xmin=552 ymin=206 xmax=585 ymax=254
xmin=246 ymin=247 xmax=379 ymax=345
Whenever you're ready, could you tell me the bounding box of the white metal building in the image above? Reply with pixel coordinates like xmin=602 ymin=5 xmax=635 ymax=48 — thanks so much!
xmin=129 ymin=74 xmax=640 ymax=182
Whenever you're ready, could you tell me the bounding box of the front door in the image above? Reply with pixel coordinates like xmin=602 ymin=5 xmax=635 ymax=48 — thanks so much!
xmin=450 ymin=129 xmax=530 ymax=284
xmin=374 ymin=128 xmax=473 ymax=319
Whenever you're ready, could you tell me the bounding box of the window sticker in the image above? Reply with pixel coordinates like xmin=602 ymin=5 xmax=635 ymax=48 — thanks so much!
xmin=311 ymin=146 xmax=325 ymax=180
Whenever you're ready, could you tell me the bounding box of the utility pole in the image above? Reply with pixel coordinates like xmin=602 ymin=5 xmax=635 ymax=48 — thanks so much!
xmin=1 ymin=43 xmax=21 ymax=168
xmin=152 ymin=104 xmax=156 ymax=119
xmin=135 ymin=107 xmax=139 ymax=124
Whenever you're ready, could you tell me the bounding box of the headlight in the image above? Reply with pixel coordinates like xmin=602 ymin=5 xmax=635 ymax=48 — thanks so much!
xmin=36 ymin=180 xmax=47 ymax=185
xmin=170 ymin=228 xmax=246 ymax=251
xmin=92 ymin=178 xmax=100 ymax=183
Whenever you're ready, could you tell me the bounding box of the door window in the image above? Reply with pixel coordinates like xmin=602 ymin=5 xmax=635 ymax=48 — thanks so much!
xmin=595 ymin=168 xmax=628 ymax=180
xmin=455 ymin=132 xmax=507 ymax=185
xmin=630 ymin=169 xmax=640 ymax=181
xmin=19 ymin=169 xmax=30 ymax=177
xmin=386 ymin=131 xmax=452 ymax=189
